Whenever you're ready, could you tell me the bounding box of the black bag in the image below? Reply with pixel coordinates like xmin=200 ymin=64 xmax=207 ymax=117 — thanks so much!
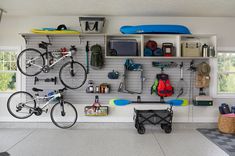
xmin=219 ymin=103 xmax=231 ymax=114
xmin=90 ymin=44 xmax=104 ymax=69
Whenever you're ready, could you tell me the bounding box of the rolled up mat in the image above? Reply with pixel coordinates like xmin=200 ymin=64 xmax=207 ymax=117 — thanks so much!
xmin=144 ymin=48 xmax=153 ymax=56
xmin=152 ymin=48 xmax=163 ymax=56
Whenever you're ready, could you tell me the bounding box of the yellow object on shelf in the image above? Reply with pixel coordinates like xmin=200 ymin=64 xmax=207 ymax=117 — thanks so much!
xmin=31 ymin=29 xmax=80 ymax=34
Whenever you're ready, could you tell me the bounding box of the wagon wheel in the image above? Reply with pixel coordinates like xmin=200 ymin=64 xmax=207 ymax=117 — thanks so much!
xmin=164 ymin=124 xmax=172 ymax=134
xmin=137 ymin=125 xmax=145 ymax=134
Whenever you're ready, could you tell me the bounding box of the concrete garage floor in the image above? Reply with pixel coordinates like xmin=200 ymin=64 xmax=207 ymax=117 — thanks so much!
xmin=0 ymin=123 xmax=228 ymax=156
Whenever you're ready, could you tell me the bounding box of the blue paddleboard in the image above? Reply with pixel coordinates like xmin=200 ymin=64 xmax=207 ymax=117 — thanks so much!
xmin=120 ymin=25 xmax=191 ymax=34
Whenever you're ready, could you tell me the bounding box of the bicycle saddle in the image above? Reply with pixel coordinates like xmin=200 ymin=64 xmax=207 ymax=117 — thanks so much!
xmin=39 ymin=41 xmax=52 ymax=49
xmin=32 ymin=87 xmax=44 ymax=92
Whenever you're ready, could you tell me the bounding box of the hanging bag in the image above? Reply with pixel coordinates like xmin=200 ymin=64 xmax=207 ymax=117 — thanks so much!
xmin=90 ymin=44 xmax=104 ymax=70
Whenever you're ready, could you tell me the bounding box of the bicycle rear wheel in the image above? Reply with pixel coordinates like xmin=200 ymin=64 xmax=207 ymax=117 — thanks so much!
xmin=17 ymin=48 xmax=45 ymax=76
xmin=7 ymin=91 xmax=36 ymax=119
xmin=50 ymin=101 xmax=78 ymax=129
xmin=59 ymin=61 xmax=87 ymax=89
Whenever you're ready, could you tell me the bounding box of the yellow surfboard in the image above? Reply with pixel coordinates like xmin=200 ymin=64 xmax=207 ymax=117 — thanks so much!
xmin=31 ymin=29 xmax=80 ymax=34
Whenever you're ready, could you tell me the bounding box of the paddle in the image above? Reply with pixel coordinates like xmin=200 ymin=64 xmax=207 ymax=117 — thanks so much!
xmin=110 ymin=98 xmax=188 ymax=106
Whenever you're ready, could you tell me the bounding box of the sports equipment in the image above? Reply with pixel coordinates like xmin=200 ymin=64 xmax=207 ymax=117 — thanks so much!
xmin=31 ymin=29 xmax=80 ymax=34
xmin=17 ymin=42 xmax=87 ymax=89
xmin=109 ymin=98 xmax=188 ymax=106
xmin=120 ymin=25 xmax=191 ymax=34
xmin=7 ymin=88 xmax=77 ymax=129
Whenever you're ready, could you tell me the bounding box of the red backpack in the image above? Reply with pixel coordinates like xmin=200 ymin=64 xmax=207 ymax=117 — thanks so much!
xmin=152 ymin=73 xmax=174 ymax=97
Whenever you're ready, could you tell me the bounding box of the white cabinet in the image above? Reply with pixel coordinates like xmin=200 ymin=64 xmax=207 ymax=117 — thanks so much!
xmin=105 ymin=34 xmax=217 ymax=59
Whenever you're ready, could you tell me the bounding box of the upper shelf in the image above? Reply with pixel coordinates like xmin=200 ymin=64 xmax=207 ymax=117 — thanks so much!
xmin=105 ymin=34 xmax=217 ymax=59
xmin=20 ymin=33 xmax=217 ymax=59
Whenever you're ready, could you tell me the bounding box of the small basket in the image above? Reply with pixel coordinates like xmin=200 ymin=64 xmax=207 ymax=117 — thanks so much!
xmin=218 ymin=114 xmax=235 ymax=134
xmin=84 ymin=106 xmax=109 ymax=116
xmin=84 ymin=95 xmax=108 ymax=116
xmin=79 ymin=17 xmax=105 ymax=33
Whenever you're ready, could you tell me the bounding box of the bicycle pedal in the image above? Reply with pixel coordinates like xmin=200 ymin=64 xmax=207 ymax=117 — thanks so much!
xmin=44 ymin=109 xmax=48 ymax=113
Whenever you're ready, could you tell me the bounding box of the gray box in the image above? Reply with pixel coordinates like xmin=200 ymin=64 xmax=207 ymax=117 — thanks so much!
xmin=109 ymin=39 xmax=138 ymax=56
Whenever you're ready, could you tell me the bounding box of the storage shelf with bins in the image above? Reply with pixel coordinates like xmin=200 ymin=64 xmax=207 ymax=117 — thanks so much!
xmin=105 ymin=34 xmax=142 ymax=58
xmin=142 ymin=34 xmax=180 ymax=58
xmin=180 ymin=34 xmax=217 ymax=58
xmin=105 ymin=34 xmax=217 ymax=59
xmin=19 ymin=33 xmax=217 ymax=59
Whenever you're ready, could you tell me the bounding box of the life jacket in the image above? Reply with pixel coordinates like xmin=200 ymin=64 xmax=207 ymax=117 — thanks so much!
xmin=151 ymin=73 xmax=174 ymax=97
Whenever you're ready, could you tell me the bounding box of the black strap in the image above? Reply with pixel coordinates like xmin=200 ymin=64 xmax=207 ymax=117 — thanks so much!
xmin=85 ymin=21 xmax=98 ymax=31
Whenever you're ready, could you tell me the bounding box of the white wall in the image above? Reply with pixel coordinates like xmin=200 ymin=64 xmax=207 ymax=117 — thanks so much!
xmin=0 ymin=15 xmax=235 ymax=123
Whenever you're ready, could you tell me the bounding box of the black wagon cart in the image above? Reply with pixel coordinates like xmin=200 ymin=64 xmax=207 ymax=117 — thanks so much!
xmin=134 ymin=106 xmax=173 ymax=134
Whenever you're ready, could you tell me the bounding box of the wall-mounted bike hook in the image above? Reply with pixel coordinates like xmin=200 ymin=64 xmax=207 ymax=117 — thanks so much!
xmin=46 ymin=35 xmax=52 ymax=44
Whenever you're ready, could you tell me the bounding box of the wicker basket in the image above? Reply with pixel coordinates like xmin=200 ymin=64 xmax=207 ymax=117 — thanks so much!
xmin=218 ymin=114 xmax=235 ymax=134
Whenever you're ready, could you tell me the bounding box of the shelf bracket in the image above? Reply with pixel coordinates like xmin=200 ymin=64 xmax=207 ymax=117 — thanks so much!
xmin=0 ymin=8 xmax=7 ymax=23
xmin=78 ymin=35 xmax=81 ymax=44
xmin=21 ymin=35 xmax=28 ymax=44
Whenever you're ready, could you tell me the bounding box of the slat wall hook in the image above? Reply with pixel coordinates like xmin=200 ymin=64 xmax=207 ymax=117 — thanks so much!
xmin=0 ymin=8 xmax=7 ymax=23
xmin=46 ymin=35 xmax=52 ymax=44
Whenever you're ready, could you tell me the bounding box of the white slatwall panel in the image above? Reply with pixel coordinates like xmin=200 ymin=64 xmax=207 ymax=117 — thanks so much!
xmin=25 ymin=36 xmax=209 ymax=105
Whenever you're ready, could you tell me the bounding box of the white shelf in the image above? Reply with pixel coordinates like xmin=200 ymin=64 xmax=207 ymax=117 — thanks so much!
xmin=19 ymin=33 xmax=217 ymax=59
xmin=106 ymin=56 xmax=215 ymax=59
xmin=105 ymin=56 xmax=142 ymax=59
xmin=19 ymin=33 xmax=105 ymax=37
xmin=105 ymin=34 xmax=217 ymax=59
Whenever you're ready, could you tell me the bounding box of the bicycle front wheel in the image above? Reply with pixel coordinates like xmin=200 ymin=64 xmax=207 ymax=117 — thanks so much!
xmin=17 ymin=48 xmax=45 ymax=76
xmin=59 ymin=61 xmax=87 ymax=89
xmin=7 ymin=91 xmax=36 ymax=119
xmin=50 ymin=101 xmax=78 ymax=129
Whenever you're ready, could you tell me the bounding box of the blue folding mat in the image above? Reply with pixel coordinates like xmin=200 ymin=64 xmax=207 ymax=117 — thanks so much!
xmin=120 ymin=25 xmax=191 ymax=34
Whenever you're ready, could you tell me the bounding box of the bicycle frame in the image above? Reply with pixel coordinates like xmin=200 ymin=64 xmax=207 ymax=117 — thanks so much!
xmin=45 ymin=51 xmax=73 ymax=68
xmin=27 ymin=50 xmax=73 ymax=70
xmin=22 ymin=92 xmax=62 ymax=112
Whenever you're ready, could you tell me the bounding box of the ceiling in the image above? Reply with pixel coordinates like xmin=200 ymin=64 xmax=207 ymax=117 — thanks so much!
xmin=1 ymin=0 xmax=235 ymax=17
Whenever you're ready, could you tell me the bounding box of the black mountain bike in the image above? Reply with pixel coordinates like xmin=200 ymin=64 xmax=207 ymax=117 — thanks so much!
xmin=7 ymin=88 xmax=77 ymax=129
xmin=17 ymin=41 xmax=87 ymax=89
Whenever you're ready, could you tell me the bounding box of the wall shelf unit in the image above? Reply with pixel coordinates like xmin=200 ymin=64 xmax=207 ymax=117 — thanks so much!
xmin=19 ymin=33 xmax=217 ymax=59
xmin=104 ymin=34 xmax=217 ymax=59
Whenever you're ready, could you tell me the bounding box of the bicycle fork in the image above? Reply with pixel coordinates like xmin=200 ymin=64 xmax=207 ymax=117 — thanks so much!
xmin=70 ymin=58 xmax=75 ymax=77
xmin=60 ymin=100 xmax=66 ymax=116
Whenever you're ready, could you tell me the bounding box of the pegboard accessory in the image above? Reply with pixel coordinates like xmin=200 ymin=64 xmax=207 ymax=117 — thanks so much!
xmin=34 ymin=76 xmax=57 ymax=85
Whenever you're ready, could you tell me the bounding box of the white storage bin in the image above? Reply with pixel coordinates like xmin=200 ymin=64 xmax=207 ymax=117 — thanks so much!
xmin=79 ymin=17 xmax=105 ymax=33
